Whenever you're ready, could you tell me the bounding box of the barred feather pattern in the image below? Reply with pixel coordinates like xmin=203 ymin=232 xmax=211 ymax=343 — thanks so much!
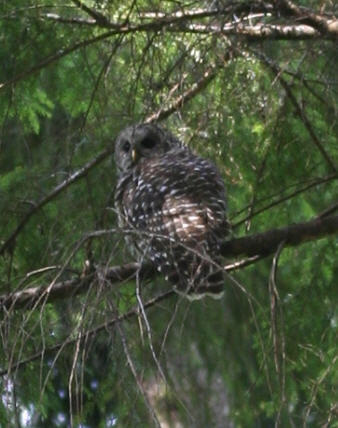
xmin=114 ymin=124 xmax=229 ymax=298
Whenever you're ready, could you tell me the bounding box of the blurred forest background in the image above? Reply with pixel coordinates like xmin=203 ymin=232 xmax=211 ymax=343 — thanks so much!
xmin=0 ymin=1 xmax=337 ymax=427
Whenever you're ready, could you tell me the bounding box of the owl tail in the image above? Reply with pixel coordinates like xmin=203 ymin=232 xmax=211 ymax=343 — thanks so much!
xmin=190 ymin=268 xmax=225 ymax=300
xmin=186 ymin=259 xmax=225 ymax=300
xmin=167 ymin=255 xmax=225 ymax=300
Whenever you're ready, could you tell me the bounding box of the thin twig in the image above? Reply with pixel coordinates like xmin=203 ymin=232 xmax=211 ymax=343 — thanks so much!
xmin=233 ymin=174 xmax=337 ymax=227
xmin=108 ymin=317 xmax=161 ymax=426
xmin=145 ymin=62 xmax=221 ymax=123
xmin=0 ymin=290 xmax=174 ymax=376
xmin=268 ymin=241 xmax=286 ymax=427
xmin=1 ymin=214 xmax=338 ymax=311
xmin=255 ymin=52 xmax=337 ymax=173
xmin=0 ymin=148 xmax=113 ymax=256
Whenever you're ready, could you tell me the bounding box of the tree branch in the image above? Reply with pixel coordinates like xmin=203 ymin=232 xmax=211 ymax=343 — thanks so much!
xmin=0 ymin=30 xmax=121 ymax=90
xmin=277 ymin=0 xmax=338 ymax=37
xmin=254 ymin=51 xmax=337 ymax=173
xmin=71 ymin=0 xmax=110 ymax=26
xmin=3 ymin=2 xmax=337 ymax=89
xmin=39 ymin=13 xmax=333 ymax=40
xmin=38 ymin=2 xmax=337 ymax=39
xmin=1 ymin=214 xmax=337 ymax=311
xmin=233 ymin=174 xmax=337 ymax=227
xmin=175 ymin=22 xmax=322 ymax=40
xmin=146 ymin=62 xmax=221 ymax=123
xmin=221 ymin=214 xmax=338 ymax=257
xmin=0 ymin=289 xmax=174 ymax=377
xmin=0 ymin=147 xmax=113 ymax=257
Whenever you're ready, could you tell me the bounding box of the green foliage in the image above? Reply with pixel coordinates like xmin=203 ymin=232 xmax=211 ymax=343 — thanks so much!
xmin=17 ymin=85 xmax=54 ymax=133
xmin=0 ymin=0 xmax=337 ymax=426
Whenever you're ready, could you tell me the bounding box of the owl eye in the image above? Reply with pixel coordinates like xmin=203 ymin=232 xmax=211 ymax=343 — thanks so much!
xmin=141 ymin=137 xmax=156 ymax=149
xmin=122 ymin=141 xmax=131 ymax=153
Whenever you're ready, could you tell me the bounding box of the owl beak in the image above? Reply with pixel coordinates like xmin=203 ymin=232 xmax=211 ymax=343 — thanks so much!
xmin=131 ymin=148 xmax=138 ymax=163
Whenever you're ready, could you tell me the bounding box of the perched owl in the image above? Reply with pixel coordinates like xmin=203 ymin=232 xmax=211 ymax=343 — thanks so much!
xmin=114 ymin=123 xmax=229 ymax=299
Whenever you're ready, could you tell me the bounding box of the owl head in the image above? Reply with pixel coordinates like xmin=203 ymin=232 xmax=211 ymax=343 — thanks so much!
xmin=114 ymin=123 xmax=182 ymax=174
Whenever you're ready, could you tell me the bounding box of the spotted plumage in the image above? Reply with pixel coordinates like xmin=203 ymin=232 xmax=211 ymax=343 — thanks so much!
xmin=114 ymin=123 xmax=229 ymax=298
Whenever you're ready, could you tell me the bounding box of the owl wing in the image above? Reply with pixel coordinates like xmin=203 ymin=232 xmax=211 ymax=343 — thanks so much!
xmin=133 ymin=148 xmax=227 ymax=248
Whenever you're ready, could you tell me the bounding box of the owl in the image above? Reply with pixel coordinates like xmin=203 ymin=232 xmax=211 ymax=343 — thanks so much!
xmin=114 ymin=123 xmax=229 ymax=299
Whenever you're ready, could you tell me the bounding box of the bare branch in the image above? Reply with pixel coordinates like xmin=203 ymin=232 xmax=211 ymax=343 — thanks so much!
xmin=175 ymin=22 xmax=322 ymax=40
xmin=3 ymin=2 xmax=337 ymax=90
xmin=146 ymin=62 xmax=221 ymax=123
xmin=317 ymin=201 xmax=338 ymax=219
xmin=1 ymin=215 xmax=337 ymax=311
xmin=1 ymin=214 xmax=336 ymax=375
xmin=35 ymin=2 xmax=337 ymax=39
xmin=233 ymin=173 xmax=337 ymax=227
xmin=71 ymin=0 xmax=110 ymax=26
xmin=37 ymin=14 xmax=334 ymax=40
xmin=40 ymin=3 xmax=274 ymax=28
xmin=1 ymin=290 xmax=174 ymax=377
xmin=0 ymin=147 xmax=113 ymax=257
xmin=116 ymin=320 xmax=161 ymax=427
xmin=277 ymin=0 xmax=338 ymax=37
xmin=221 ymin=214 xmax=338 ymax=257
xmin=254 ymin=51 xmax=337 ymax=173
xmin=0 ymin=30 xmax=119 ymax=90
xmin=42 ymin=13 xmax=97 ymax=26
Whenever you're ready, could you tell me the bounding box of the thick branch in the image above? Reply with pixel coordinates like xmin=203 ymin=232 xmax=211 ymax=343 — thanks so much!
xmin=1 ymin=215 xmax=337 ymax=311
xmin=3 ymin=2 xmax=337 ymax=89
xmin=39 ymin=14 xmax=331 ymax=40
xmin=176 ymin=22 xmax=322 ymax=40
xmin=41 ymin=4 xmax=273 ymax=28
xmin=39 ymin=3 xmax=337 ymax=39
xmin=71 ymin=0 xmax=110 ymax=26
xmin=221 ymin=214 xmax=338 ymax=257
xmin=277 ymin=0 xmax=338 ymax=37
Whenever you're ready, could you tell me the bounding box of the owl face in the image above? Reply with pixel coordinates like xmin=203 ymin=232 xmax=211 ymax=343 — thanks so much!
xmin=114 ymin=124 xmax=178 ymax=174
